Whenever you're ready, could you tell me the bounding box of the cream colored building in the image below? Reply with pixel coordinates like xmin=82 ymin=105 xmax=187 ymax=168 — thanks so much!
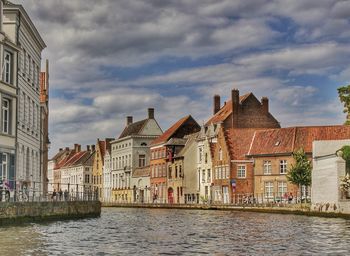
xmin=0 ymin=0 xmax=18 ymax=194
xmin=111 ymin=108 xmax=162 ymax=202
xmin=3 ymin=1 xmax=46 ymax=193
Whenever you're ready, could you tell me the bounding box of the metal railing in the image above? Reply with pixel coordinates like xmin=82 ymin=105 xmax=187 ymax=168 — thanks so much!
xmin=0 ymin=179 xmax=99 ymax=203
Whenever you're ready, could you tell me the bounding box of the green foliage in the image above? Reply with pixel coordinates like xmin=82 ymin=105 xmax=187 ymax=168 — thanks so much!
xmin=286 ymin=148 xmax=312 ymax=187
xmin=340 ymin=145 xmax=350 ymax=161
xmin=338 ymin=85 xmax=350 ymax=124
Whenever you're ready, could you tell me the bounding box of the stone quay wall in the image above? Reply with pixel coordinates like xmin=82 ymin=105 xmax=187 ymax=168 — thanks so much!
xmin=103 ymin=202 xmax=350 ymax=219
xmin=0 ymin=201 xmax=101 ymax=225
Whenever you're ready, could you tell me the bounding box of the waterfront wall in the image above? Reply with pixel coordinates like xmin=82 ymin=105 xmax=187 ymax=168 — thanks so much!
xmin=103 ymin=202 xmax=350 ymax=219
xmin=0 ymin=201 xmax=101 ymax=225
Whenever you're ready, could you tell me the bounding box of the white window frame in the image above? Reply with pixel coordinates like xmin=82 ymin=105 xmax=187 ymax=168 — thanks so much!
xmin=279 ymin=160 xmax=287 ymax=174
xmin=2 ymin=98 xmax=10 ymax=134
xmin=237 ymin=165 xmax=246 ymax=179
xmin=3 ymin=51 xmax=12 ymax=84
xmin=1 ymin=153 xmax=8 ymax=180
xmin=265 ymin=181 xmax=274 ymax=199
xmin=263 ymin=160 xmax=272 ymax=175
xmin=202 ymin=170 xmax=206 ymax=183
xmin=278 ymin=181 xmax=287 ymax=197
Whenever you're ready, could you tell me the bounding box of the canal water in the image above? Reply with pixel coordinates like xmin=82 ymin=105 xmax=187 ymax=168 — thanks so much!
xmin=1 ymin=208 xmax=350 ymax=255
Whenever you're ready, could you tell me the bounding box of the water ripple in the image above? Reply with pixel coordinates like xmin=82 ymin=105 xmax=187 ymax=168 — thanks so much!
xmin=1 ymin=208 xmax=350 ymax=255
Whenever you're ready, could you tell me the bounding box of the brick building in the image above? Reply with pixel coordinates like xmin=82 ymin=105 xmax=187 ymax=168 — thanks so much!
xmin=247 ymin=125 xmax=350 ymax=202
xmin=150 ymin=115 xmax=200 ymax=203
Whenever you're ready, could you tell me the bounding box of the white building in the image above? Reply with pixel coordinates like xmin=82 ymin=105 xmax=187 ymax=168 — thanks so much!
xmin=196 ymin=129 xmax=214 ymax=203
xmin=312 ymin=139 xmax=350 ymax=214
xmin=60 ymin=148 xmax=94 ymax=199
xmin=103 ymin=144 xmax=112 ymax=202
xmin=3 ymin=1 xmax=46 ymax=192
xmin=110 ymin=108 xmax=162 ymax=202
xmin=0 ymin=0 xmax=18 ymax=193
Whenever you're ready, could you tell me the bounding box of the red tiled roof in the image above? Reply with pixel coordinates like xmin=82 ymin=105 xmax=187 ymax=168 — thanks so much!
xmin=206 ymin=93 xmax=251 ymax=125
xmin=60 ymin=151 xmax=87 ymax=168
xmin=225 ymin=128 xmax=259 ymax=159
xmin=247 ymin=125 xmax=350 ymax=156
xmin=151 ymin=115 xmax=191 ymax=146
xmin=54 ymin=150 xmax=75 ymax=169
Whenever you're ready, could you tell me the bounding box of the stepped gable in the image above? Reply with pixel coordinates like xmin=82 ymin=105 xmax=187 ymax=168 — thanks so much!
xmin=247 ymin=125 xmax=350 ymax=156
xmin=151 ymin=115 xmax=200 ymax=146
xmin=224 ymin=128 xmax=258 ymax=160
xmin=206 ymin=93 xmax=251 ymax=125
xmin=118 ymin=119 xmax=148 ymax=139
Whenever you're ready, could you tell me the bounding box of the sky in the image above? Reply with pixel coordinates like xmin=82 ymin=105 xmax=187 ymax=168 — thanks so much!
xmin=15 ymin=0 xmax=350 ymax=156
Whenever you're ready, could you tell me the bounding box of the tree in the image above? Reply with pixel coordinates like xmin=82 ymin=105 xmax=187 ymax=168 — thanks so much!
xmin=286 ymin=148 xmax=312 ymax=202
xmin=338 ymin=85 xmax=350 ymax=125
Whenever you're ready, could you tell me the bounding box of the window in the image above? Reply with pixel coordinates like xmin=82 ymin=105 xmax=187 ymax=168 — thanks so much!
xmin=0 ymin=153 xmax=8 ymax=180
xmin=265 ymin=181 xmax=274 ymax=198
xmin=205 ymin=153 xmax=208 ymax=164
xmin=202 ymin=170 xmax=206 ymax=183
xmin=225 ymin=165 xmax=230 ymax=179
xmin=168 ymin=166 xmax=172 ymax=179
xmin=237 ymin=165 xmax=246 ymax=178
xmin=139 ymin=154 xmax=145 ymax=167
xmin=179 ymin=165 xmax=182 ymax=178
xmin=280 ymin=160 xmax=287 ymax=174
xmin=278 ymin=181 xmax=287 ymax=197
xmin=199 ymin=147 xmax=203 ymax=163
xmin=2 ymin=98 xmax=10 ymax=134
xmin=219 ymin=148 xmax=223 ymax=161
xmin=263 ymin=160 xmax=272 ymax=175
xmin=207 ymin=169 xmax=211 ymax=182
xmin=3 ymin=51 xmax=12 ymax=84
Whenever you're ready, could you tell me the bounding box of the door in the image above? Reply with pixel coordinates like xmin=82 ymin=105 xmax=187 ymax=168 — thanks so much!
xmin=223 ymin=186 xmax=229 ymax=204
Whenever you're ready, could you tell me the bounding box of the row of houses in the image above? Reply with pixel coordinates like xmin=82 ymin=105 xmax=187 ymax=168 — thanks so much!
xmin=0 ymin=0 xmax=49 ymax=196
xmin=48 ymin=88 xmax=350 ymax=204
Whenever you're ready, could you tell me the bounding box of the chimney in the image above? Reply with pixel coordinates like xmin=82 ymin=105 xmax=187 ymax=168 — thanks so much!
xmin=74 ymin=143 xmax=81 ymax=153
xmin=148 ymin=108 xmax=155 ymax=119
xmin=126 ymin=116 xmax=133 ymax=126
xmin=65 ymin=147 xmax=69 ymax=151
xmin=261 ymin=97 xmax=269 ymax=114
xmin=213 ymin=95 xmax=220 ymax=115
xmin=91 ymin=145 xmax=96 ymax=151
xmin=59 ymin=148 xmax=63 ymax=152
xmin=87 ymin=145 xmax=91 ymax=151
xmin=231 ymin=89 xmax=240 ymax=127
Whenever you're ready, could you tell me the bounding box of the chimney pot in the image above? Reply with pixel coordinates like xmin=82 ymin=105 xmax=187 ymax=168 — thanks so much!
xmin=213 ymin=95 xmax=220 ymax=115
xmin=231 ymin=89 xmax=240 ymax=127
xmin=74 ymin=144 xmax=81 ymax=153
xmin=126 ymin=116 xmax=133 ymax=126
xmin=148 ymin=108 xmax=155 ymax=119
xmin=87 ymin=145 xmax=91 ymax=151
xmin=65 ymin=147 xmax=69 ymax=151
xmin=261 ymin=97 xmax=269 ymax=114
xmin=91 ymin=145 xmax=96 ymax=151
xmin=59 ymin=148 xmax=63 ymax=152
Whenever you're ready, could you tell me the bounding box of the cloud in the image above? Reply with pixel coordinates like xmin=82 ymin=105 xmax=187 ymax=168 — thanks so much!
xmin=10 ymin=0 xmax=347 ymax=156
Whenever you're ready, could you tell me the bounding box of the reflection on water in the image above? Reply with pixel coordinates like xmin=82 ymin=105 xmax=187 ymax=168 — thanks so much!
xmin=1 ymin=208 xmax=350 ymax=255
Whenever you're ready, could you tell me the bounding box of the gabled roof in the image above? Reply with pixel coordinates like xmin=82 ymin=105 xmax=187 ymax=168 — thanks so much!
xmin=225 ymin=128 xmax=258 ymax=160
xmin=205 ymin=93 xmax=251 ymax=126
xmin=247 ymin=125 xmax=350 ymax=156
xmin=118 ymin=119 xmax=148 ymax=139
xmin=60 ymin=151 xmax=87 ymax=168
xmin=54 ymin=150 xmax=76 ymax=170
xmin=151 ymin=115 xmax=198 ymax=146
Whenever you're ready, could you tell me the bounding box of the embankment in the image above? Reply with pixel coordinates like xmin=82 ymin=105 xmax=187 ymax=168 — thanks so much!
xmin=102 ymin=202 xmax=350 ymax=219
xmin=0 ymin=201 xmax=101 ymax=225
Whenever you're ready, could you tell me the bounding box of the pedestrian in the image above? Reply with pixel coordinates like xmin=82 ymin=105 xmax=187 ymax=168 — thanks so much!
xmin=64 ymin=190 xmax=69 ymax=201
xmin=59 ymin=189 xmax=63 ymax=201
xmin=52 ymin=189 xmax=57 ymax=201
xmin=288 ymin=192 xmax=293 ymax=204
